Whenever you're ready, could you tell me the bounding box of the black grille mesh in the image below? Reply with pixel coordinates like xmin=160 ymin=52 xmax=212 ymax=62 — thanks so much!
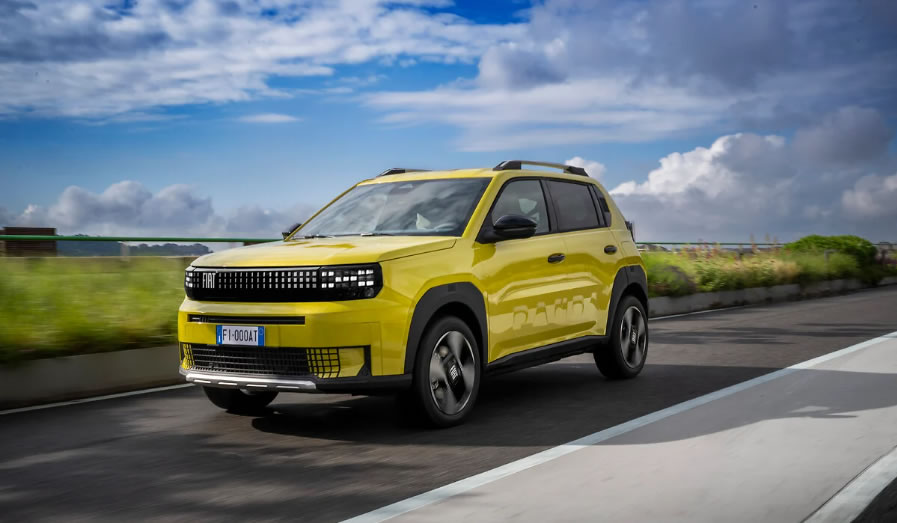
xmin=183 ymin=344 xmax=343 ymax=378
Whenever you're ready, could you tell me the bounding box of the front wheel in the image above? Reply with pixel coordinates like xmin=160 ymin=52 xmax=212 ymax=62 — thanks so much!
xmin=595 ymin=295 xmax=648 ymax=379
xmin=402 ymin=316 xmax=481 ymax=427
xmin=202 ymin=386 xmax=278 ymax=414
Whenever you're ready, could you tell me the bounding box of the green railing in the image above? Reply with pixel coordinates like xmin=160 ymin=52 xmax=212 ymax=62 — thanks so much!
xmin=0 ymin=234 xmax=784 ymax=246
xmin=0 ymin=235 xmax=270 ymax=243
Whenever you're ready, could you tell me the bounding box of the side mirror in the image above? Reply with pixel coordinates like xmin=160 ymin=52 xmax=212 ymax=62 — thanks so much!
xmin=480 ymin=215 xmax=538 ymax=243
xmin=282 ymin=222 xmax=302 ymax=239
xmin=625 ymin=220 xmax=635 ymax=241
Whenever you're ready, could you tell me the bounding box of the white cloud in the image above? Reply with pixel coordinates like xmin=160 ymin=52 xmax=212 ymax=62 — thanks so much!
xmin=238 ymin=113 xmax=300 ymax=123
xmin=3 ymin=180 xmax=313 ymax=237
xmin=607 ymin=107 xmax=897 ymax=241
xmin=364 ymin=0 xmax=897 ymax=151
xmin=565 ymin=156 xmax=606 ymax=179
xmin=842 ymin=173 xmax=897 ymax=220
xmin=0 ymin=0 xmax=523 ymax=119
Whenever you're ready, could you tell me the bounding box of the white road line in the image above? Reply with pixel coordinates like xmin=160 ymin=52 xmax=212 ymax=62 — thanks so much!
xmin=342 ymin=331 xmax=897 ymax=523
xmin=805 ymin=445 xmax=897 ymax=523
xmin=0 ymin=383 xmax=194 ymax=416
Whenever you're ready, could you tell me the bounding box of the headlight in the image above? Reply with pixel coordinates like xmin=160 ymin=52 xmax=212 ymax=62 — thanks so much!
xmin=184 ymin=264 xmax=383 ymax=302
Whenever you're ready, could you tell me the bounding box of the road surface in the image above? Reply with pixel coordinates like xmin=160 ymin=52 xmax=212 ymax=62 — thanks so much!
xmin=1 ymin=287 xmax=896 ymax=522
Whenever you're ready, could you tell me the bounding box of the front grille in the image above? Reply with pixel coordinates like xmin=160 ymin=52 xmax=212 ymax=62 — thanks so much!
xmin=184 ymin=265 xmax=382 ymax=302
xmin=183 ymin=344 xmax=343 ymax=379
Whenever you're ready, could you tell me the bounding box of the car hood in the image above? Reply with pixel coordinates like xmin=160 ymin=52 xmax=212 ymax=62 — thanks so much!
xmin=192 ymin=236 xmax=457 ymax=267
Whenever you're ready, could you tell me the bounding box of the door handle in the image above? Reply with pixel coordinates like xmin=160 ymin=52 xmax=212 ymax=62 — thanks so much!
xmin=604 ymin=245 xmax=618 ymax=254
xmin=547 ymin=253 xmax=566 ymax=263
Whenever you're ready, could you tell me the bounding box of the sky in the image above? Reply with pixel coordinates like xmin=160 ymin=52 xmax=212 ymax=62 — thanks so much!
xmin=1 ymin=0 xmax=896 ymax=242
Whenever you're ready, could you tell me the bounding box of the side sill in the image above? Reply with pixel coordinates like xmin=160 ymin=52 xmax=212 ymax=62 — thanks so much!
xmin=485 ymin=335 xmax=606 ymax=377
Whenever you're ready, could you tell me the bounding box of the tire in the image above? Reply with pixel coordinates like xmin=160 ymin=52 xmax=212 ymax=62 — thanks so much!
xmin=401 ymin=315 xmax=481 ymax=428
xmin=202 ymin=386 xmax=278 ymax=414
xmin=595 ymin=295 xmax=648 ymax=379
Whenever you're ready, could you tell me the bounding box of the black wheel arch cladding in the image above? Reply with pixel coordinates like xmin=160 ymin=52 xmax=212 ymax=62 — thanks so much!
xmin=404 ymin=282 xmax=488 ymax=374
xmin=606 ymin=265 xmax=649 ymax=333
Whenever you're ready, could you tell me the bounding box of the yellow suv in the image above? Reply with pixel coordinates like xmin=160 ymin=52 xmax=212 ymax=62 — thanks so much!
xmin=179 ymin=161 xmax=648 ymax=426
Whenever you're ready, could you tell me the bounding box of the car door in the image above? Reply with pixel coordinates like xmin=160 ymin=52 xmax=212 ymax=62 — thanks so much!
xmin=544 ymin=179 xmax=621 ymax=338
xmin=472 ymin=178 xmax=571 ymax=363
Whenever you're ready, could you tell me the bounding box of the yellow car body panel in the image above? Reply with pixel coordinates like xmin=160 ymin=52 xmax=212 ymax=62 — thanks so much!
xmin=178 ymin=167 xmax=646 ymax=390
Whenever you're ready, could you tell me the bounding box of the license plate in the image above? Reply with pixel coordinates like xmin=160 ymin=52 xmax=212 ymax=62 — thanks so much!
xmin=216 ymin=325 xmax=265 ymax=346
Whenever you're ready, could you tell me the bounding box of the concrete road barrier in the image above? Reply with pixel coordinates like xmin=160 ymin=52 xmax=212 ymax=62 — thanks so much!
xmin=0 ymin=345 xmax=182 ymax=410
xmin=649 ymin=278 xmax=895 ymax=317
xmin=2 ymin=277 xmax=896 ymax=411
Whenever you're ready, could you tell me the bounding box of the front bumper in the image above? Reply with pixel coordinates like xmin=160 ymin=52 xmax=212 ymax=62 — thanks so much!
xmin=179 ymin=367 xmax=411 ymax=394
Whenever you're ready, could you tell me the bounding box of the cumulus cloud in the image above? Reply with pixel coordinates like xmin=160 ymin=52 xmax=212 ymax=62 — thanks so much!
xmin=238 ymin=113 xmax=300 ymax=124
xmin=842 ymin=173 xmax=897 ymax=220
xmin=565 ymin=156 xmax=606 ymax=179
xmin=605 ymin=107 xmax=897 ymax=241
xmin=0 ymin=0 xmax=522 ymax=118
xmin=3 ymin=181 xmax=313 ymax=237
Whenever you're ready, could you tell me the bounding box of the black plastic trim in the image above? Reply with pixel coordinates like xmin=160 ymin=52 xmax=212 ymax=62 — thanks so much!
xmin=606 ymin=265 xmax=648 ymax=334
xmin=403 ymin=282 xmax=488 ymax=374
xmin=486 ymin=335 xmax=606 ymax=376
xmin=187 ymin=314 xmax=306 ymax=325
xmin=314 ymin=374 xmax=412 ymax=394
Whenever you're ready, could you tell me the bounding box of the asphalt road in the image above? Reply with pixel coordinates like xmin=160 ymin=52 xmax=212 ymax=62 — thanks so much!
xmin=1 ymin=287 xmax=896 ymax=522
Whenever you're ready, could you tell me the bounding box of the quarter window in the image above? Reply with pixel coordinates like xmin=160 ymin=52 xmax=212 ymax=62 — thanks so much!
xmin=547 ymin=181 xmax=601 ymax=232
xmin=491 ymin=180 xmax=550 ymax=234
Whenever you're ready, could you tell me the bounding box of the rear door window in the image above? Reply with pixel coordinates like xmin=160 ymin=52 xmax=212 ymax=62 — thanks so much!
xmin=546 ymin=180 xmax=601 ymax=232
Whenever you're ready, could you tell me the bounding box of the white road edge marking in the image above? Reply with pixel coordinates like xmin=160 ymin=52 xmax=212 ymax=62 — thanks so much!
xmin=342 ymin=331 xmax=897 ymax=523
xmin=0 ymin=383 xmax=194 ymax=416
xmin=805 ymin=444 xmax=897 ymax=523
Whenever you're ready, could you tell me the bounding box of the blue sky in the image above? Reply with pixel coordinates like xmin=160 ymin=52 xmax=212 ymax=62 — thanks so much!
xmin=1 ymin=0 xmax=896 ymax=241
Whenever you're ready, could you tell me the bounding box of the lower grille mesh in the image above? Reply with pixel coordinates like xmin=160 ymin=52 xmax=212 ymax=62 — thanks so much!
xmin=184 ymin=345 xmax=342 ymax=378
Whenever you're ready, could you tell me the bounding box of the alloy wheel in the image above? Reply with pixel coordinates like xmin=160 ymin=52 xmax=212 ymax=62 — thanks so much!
xmin=619 ymin=305 xmax=647 ymax=368
xmin=428 ymin=330 xmax=477 ymax=415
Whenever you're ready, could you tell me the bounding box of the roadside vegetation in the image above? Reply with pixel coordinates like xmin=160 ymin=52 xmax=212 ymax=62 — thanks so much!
xmin=1 ymin=235 xmax=894 ymax=363
xmin=645 ymin=235 xmax=897 ymax=297
xmin=0 ymin=257 xmax=187 ymax=364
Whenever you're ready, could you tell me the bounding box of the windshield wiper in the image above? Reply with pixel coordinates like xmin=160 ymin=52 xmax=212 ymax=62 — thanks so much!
xmin=359 ymin=232 xmax=395 ymax=237
xmin=298 ymin=234 xmax=334 ymax=239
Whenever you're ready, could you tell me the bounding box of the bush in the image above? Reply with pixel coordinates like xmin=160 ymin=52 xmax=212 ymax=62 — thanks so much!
xmin=785 ymin=235 xmax=878 ymax=265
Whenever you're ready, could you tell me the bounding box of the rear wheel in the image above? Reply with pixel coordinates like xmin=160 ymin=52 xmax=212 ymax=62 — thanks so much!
xmin=202 ymin=386 xmax=278 ymax=414
xmin=401 ymin=316 xmax=480 ymax=427
xmin=595 ymin=295 xmax=648 ymax=379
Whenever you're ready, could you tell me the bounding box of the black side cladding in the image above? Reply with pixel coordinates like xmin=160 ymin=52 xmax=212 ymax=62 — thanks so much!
xmin=606 ymin=265 xmax=649 ymax=333
xmin=404 ymin=282 xmax=488 ymax=374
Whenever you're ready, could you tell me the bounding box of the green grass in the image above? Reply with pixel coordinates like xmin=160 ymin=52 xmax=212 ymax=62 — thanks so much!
xmin=0 ymin=252 xmax=894 ymax=363
xmin=642 ymin=248 xmax=895 ymax=297
xmin=0 ymin=258 xmax=187 ymax=364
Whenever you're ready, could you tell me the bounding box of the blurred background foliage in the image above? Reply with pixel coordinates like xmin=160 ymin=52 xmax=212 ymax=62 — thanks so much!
xmin=0 ymin=236 xmax=894 ymax=363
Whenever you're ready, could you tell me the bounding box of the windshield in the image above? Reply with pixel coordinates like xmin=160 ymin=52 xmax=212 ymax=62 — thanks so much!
xmin=295 ymin=178 xmax=491 ymax=238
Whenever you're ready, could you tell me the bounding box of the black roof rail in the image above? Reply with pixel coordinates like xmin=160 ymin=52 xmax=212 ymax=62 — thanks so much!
xmin=377 ymin=168 xmax=430 ymax=177
xmin=493 ymin=160 xmax=589 ymax=177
